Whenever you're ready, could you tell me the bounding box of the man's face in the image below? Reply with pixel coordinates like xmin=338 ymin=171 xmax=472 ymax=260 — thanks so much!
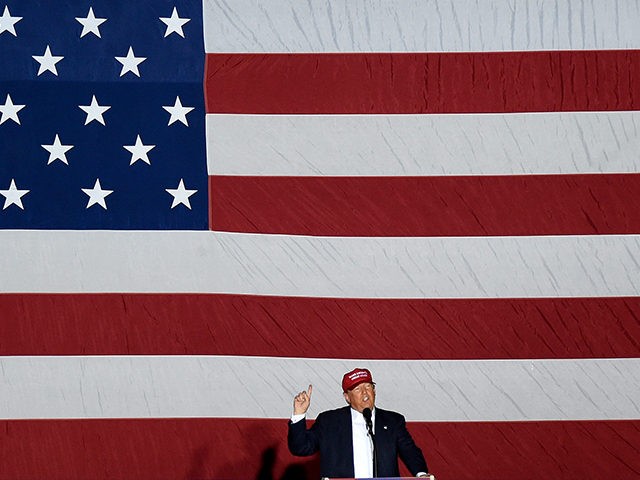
xmin=343 ymin=382 xmax=376 ymax=412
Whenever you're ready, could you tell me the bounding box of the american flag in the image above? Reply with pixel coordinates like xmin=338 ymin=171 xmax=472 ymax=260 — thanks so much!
xmin=1 ymin=1 xmax=640 ymax=479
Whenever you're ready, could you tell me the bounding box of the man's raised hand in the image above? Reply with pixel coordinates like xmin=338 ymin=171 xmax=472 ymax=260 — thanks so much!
xmin=293 ymin=384 xmax=313 ymax=415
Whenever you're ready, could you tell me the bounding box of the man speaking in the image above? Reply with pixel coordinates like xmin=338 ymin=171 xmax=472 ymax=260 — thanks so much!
xmin=288 ymin=368 xmax=430 ymax=478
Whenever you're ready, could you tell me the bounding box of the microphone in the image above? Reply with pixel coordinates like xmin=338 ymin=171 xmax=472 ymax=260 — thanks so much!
xmin=363 ymin=407 xmax=373 ymax=435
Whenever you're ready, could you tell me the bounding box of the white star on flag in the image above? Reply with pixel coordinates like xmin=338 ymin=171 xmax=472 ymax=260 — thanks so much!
xmin=159 ymin=7 xmax=190 ymax=38
xmin=0 ymin=5 xmax=22 ymax=36
xmin=79 ymin=95 xmax=111 ymax=125
xmin=0 ymin=179 xmax=29 ymax=210
xmin=115 ymin=47 xmax=147 ymax=77
xmin=81 ymin=178 xmax=113 ymax=209
xmin=0 ymin=94 xmax=26 ymax=125
xmin=75 ymin=7 xmax=107 ymax=38
xmin=123 ymin=135 xmax=155 ymax=165
xmin=41 ymin=134 xmax=74 ymax=165
xmin=32 ymin=45 xmax=64 ymax=76
xmin=165 ymin=178 xmax=197 ymax=209
xmin=162 ymin=96 xmax=194 ymax=126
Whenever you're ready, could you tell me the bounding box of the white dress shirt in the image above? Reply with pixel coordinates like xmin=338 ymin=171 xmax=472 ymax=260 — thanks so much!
xmin=350 ymin=407 xmax=375 ymax=478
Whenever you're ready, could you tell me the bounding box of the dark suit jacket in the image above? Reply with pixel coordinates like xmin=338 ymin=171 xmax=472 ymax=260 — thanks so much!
xmin=288 ymin=406 xmax=428 ymax=478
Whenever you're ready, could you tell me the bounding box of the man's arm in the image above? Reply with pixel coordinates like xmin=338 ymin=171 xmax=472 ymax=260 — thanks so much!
xmin=287 ymin=385 xmax=319 ymax=457
xmin=287 ymin=415 xmax=320 ymax=456
xmin=395 ymin=414 xmax=429 ymax=476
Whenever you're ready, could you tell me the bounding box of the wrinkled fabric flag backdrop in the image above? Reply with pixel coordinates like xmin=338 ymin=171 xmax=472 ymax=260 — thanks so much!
xmin=1 ymin=1 xmax=639 ymax=479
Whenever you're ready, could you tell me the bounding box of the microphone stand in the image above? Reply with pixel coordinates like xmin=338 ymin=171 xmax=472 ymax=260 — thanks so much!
xmin=363 ymin=408 xmax=378 ymax=478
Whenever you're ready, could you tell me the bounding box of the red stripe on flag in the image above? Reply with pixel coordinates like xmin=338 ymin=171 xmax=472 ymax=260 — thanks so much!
xmin=1 ymin=418 xmax=638 ymax=480
xmin=209 ymin=174 xmax=640 ymax=237
xmin=2 ymin=294 xmax=639 ymax=358
xmin=205 ymin=51 xmax=640 ymax=114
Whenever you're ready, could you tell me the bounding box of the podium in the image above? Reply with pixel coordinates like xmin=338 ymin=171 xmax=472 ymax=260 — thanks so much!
xmin=328 ymin=477 xmax=435 ymax=480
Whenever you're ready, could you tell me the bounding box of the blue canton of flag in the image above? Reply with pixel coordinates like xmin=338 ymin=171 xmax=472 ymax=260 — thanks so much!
xmin=0 ymin=0 xmax=207 ymax=229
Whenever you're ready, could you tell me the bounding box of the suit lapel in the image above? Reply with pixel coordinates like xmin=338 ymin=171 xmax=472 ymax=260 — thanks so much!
xmin=374 ymin=408 xmax=392 ymax=473
xmin=374 ymin=408 xmax=387 ymax=441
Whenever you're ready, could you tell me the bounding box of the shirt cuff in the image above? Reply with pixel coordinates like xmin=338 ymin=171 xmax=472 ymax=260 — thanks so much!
xmin=290 ymin=413 xmax=306 ymax=423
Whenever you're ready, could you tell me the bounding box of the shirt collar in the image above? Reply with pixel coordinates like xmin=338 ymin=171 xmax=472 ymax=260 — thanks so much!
xmin=350 ymin=406 xmax=375 ymax=424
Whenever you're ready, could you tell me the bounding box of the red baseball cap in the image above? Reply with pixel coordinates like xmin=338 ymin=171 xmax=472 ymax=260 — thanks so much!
xmin=342 ymin=368 xmax=374 ymax=392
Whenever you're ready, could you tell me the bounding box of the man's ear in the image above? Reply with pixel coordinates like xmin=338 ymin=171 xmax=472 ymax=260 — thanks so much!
xmin=343 ymin=392 xmax=350 ymax=405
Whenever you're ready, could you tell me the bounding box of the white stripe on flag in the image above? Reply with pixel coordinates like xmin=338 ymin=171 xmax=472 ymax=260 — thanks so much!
xmin=1 ymin=231 xmax=639 ymax=297
xmin=207 ymin=112 xmax=640 ymax=176
xmin=1 ymin=356 xmax=638 ymax=421
xmin=203 ymin=0 xmax=640 ymax=53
